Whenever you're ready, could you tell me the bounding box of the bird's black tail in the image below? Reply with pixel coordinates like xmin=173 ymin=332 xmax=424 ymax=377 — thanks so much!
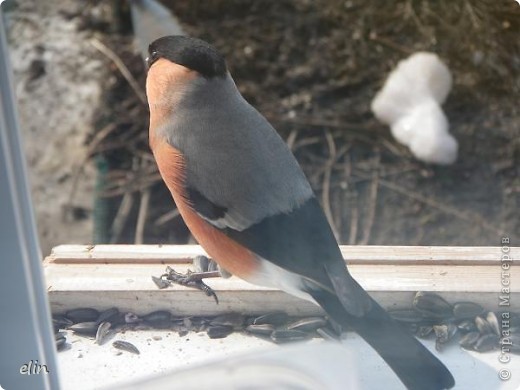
xmin=310 ymin=288 xmax=455 ymax=390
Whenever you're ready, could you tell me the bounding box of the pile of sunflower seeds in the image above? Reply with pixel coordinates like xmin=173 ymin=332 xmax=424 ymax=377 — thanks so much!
xmin=389 ymin=292 xmax=520 ymax=354
xmin=52 ymin=308 xmax=340 ymax=354
xmin=53 ymin=292 xmax=519 ymax=355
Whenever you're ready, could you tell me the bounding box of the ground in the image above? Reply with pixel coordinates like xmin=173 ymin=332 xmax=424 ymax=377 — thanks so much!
xmin=6 ymin=0 xmax=519 ymax=254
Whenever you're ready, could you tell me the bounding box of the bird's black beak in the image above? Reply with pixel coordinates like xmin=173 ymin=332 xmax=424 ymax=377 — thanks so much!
xmin=146 ymin=50 xmax=159 ymax=70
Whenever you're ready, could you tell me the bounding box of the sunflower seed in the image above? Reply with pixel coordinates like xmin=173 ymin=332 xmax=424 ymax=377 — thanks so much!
xmin=66 ymin=308 xmax=99 ymax=323
xmin=413 ymin=292 xmax=453 ymax=319
xmin=183 ymin=317 xmax=192 ymax=329
xmin=53 ymin=315 xmax=73 ymax=332
xmin=113 ymin=340 xmax=140 ymax=355
xmin=510 ymin=312 xmax=520 ymax=328
xmin=55 ymin=335 xmax=67 ymax=351
xmin=96 ymin=321 xmax=112 ymax=345
xmin=143 ymin=311 xmax=172 ymax=328
xmin=453 ymin=302 xmax=484 ymax=320
xmin=486 ymin=312 xmax=500 ymax=336
xmin=389 ymin=309 xmax=424 ymax=323
xmin=459 ymin=332 xmax=480 ymax=349
xmin=270 ymin=329 xmax=310 ymax=344
xmin=207 ymin=325 xmax=233 ymax=339
xmin=416 ymin=326 xmax=434 ymax=339
xmin=207 ymin=259 xmax=219 ymax=272
xmin=475 ymin=316 xmax=494 ymax=335
xmin=286 ymin=317 xmax=327 ymax=332
xmin=193 ymin=255 xmax=210 ymax=272
xmin=474 ymin=334 xmax=499 ymax=352
xmin=506 ymin=334 xmax=520 ymax=355
xmin=183 ymin=317 xmax=208 ymax=332
xmin=69 ymin=321 xmax=99 ymax=336
xmin=55 ymin=331 xmax=67 ymax=340
xmin=253 ymin=312 xmax=289 ymax=327
xmin=433 ymin=323 xmax=458 ymax=348
xmin=246 ymin=324 xmax=274 ymax=336
xmin=124 ymin=312 xmax=140 ymax=324
xmin=457 ymin=319 xmax=477 ymax=333
xmin=316 ymin=327 xmax=341 ymax=341
xmin=96 ymin=308 xmax=119 ymax=325
xmin=210 ymin=312 xmax=245 ymax=330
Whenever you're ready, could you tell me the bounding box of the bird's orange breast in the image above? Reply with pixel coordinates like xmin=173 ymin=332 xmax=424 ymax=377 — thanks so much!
xmin=151 ymin=139 xmax=260 ymax=280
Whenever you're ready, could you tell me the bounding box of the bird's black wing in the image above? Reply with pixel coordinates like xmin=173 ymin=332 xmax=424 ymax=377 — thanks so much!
xmin=187 ymin=185 xmax=372 ymax=317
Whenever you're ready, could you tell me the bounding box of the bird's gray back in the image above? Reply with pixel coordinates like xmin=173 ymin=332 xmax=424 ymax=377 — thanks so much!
xmin=160 ymin=74 xmax=313 ymax=231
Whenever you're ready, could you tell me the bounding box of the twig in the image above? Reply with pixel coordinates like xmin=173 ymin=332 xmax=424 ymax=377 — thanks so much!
xmin=90 ymin=38 xmax=147 ymax=104
xmin=85 ymin=124 xmax=119 ymax=157
xmin=359 ymin=176 xmax=505 ymax=235
xmin=268 ymin=115 xmax=378 ymax=131
xmin=292 ymin=136 xmax=322 ymax=151
xmin=65 ymin=123 xmax=118 ymax=216
xmin=380 ymin=138 xmax=408 ymax=158
xmin=154 ymin=209 xmax=181 ymax=227
xmin=404 ymin=0 xmax=430 ymax=38
xmin=135 ymin=189 xmax=151 ymax=244
xmin=333 ymin=189 xmax=342 ymax=237
xmin=101 ymin=173 xmax=162 ymax=197
xmin=369 ymin=33 xmax=413 ymax=55
xmin=339 ymin=164 xmax=418 ymax=185
xmin=464 ymin=0 xmax=480 ymax=29
xmin=359 ymin=154 xmax=380 ymax=245
xmin=309 ymin=145 xmax=349 ymax=183
xmin=349 ymin=200 xmax=359 ymax=245
xmin=110 ymin=192 xmax=134 ymax=244
xmin=132 ymin=150 xmax=157 ymax=163
xmin=344 ymin=153 xmax=359 ymax=245
xmin=322 ymin=130 xmax=340 ymax=240
xmin=286 ymin=128 xmax=298 ymax=150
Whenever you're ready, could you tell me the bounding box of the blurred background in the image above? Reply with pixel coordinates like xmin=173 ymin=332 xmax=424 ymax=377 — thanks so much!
xmin=4 ymin=0 xmax=519 ymax=256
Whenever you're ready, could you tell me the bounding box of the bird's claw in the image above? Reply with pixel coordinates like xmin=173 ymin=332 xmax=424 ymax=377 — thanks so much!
xmin=152 ymin=266 xmax=219 ymax=304
xmin=151 ymin=275 xmax=170 ymax=289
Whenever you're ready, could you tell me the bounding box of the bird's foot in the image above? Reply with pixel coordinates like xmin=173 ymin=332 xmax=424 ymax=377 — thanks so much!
xmin=165 ymin=266 xmax=220 ymax=304
xmin=152 ymin=262 xmax=220 ymax=304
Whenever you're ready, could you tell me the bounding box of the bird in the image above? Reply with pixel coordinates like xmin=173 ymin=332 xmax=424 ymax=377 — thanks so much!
xmin=145 ymin=35 xmax=455 ymax=390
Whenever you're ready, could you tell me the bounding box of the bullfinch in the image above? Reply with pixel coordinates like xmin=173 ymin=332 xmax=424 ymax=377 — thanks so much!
xmin=145 ymin=35 xmax=455 ymax=390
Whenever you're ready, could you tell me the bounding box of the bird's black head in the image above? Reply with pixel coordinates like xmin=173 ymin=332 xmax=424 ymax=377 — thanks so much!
xmin=147 ymin=36 xmax=227 ymax=79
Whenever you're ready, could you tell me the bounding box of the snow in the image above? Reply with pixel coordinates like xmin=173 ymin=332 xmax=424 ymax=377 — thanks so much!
xmin=371 ymin=52 xmax=458 ymax=165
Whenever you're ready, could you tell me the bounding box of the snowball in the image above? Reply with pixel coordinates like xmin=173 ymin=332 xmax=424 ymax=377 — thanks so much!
xmin=371 ymin=52 xmax=457 ymax=165
xmin=392 ymin=100 xmax=458 ymax=165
